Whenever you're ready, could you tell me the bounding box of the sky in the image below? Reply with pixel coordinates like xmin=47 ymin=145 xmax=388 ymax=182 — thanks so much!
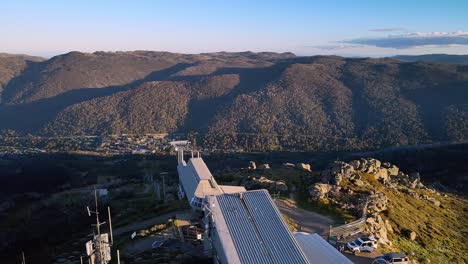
xmin=2 ymin=0 xmax=468 ymax=57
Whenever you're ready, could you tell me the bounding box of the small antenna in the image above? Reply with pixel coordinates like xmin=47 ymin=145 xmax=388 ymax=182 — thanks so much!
xmin=94 ymin=187 xmax=100 ymax=235
xmin=87 ymin=206 xmax=91 ymax=217
xmin=108 ymin=207 xmax=113 ymax=245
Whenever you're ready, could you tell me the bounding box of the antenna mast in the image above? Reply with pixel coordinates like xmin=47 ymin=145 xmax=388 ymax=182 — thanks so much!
xmin=84 ymin=188 xmax=113 ymax=264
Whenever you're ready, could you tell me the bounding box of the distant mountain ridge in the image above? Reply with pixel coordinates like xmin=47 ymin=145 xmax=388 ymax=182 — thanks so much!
xmin=393 ymin=54 xmax=468 ymax=65
xmin=0 ymin=51 xmax=467 ymax=151
xmin=0 ymin=53 xmax=45 ymax=103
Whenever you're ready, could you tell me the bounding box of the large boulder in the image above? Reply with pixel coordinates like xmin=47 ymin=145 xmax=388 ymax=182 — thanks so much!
xmin=359 ymin=158 xmax=382 ymax=174
xmin=248 ymin=161 xmax=256 ymax=170
xmin=367 ymin=192 xmax=389 ymax=215
xmin=247 ymin=176 xmax=288 ymax=192
xmin=309 ymin=183 xmax=331 ymax=200
xmin=384 ymin=164 xmax=399 ymax=177
xmin=296 ymin=163 xmax=311 ymax=172
xmin=365 ymin=214 xmax=391 ymax=245
xmin=321 ymin=161 xmax=354 ymax=185
xmin=374 ymin=168 xmax=389 ymax=182
xmin=403 ymin=229 xmax=417 ymax=241
xmin=349 ymin=160 xmax=360 ymax=170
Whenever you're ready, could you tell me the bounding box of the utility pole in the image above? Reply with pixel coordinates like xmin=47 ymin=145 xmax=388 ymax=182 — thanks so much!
xmin=160 ymin=172 xmax=168 ymax=200
xmin=154 ymin=181 xmax=161 ymax=200
xmin=117 ymin=250 xmax=120 ymax=264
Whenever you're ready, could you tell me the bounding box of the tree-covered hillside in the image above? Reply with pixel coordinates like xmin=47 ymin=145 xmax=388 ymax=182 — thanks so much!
xmin=0 ymin=52 xmax=467 ymax=151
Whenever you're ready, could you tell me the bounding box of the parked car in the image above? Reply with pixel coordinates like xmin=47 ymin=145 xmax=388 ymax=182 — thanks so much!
xmin=373 ymin=252 xmax=410 ymax=264
xmin=347 ymin=236 xmax=378 ymax=254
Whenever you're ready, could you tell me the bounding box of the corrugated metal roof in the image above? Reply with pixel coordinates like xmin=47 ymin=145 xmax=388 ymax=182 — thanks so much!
xmin=242 ymin=190 xmax=310 ymax=264
xmin=214 ymin=190 xmax=310 ymax=264
xmin=294 ymin=232 xmax=353 ymax=264
xmin=216 ymin=194 xmax=271 ymax=264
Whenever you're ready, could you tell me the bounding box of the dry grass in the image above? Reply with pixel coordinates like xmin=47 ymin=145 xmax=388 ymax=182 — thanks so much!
xmin=384 ymin=190 xmax=467 ymax=263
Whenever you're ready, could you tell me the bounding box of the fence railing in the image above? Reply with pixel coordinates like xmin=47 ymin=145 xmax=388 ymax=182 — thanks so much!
xmin=329 ymin=198 xmax=369 ymax=242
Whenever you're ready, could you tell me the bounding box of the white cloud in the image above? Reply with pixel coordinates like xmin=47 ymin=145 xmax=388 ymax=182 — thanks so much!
xmin=346 ymin=31 xmax=468 ymax=49
xmin=303 ymin=43 xmax=365 ymax=50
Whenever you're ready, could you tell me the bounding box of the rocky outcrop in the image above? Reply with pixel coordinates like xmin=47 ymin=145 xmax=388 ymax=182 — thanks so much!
xmin=321 ymin=161 xmax=355 ymax=185
xmin=350 ymin=158 xmax=426 ymax=190
xmin=367 ymin=192 xmax=389 ymax=215
xmin=365 ymin=214 xmax=392 ymax=245
xmin=245 ymin=176 xmax=288 ymax=192
xmin=313 ymin=158 xmax=435 ymax=247
xmin=374 ymin=168 xmax=389 ymax=182
xmin=382 ymin=162 xmax=399 ymax=176
xmin=308 ymin=183 xmax=341 ymax=200
xmin=356 ymin=158 xmax=381 ymax=174
xmin=259 ymin=163 xmax=271 ymax=170
xmin=389 ymin=171 xmax=425 ymax=189
xmin=282 ymin=163 xmax=295 ymax=168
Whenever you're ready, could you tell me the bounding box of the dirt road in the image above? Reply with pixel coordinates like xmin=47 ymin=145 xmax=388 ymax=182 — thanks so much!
xmin=275 ymin=200 xmax=380 ymax=263
xmin=275 ymin=200 xmax=335 ymax=236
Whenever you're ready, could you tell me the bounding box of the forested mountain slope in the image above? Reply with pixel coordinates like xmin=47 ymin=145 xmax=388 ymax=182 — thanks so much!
xmin=1 ymin=52 xmax=467 ymax=151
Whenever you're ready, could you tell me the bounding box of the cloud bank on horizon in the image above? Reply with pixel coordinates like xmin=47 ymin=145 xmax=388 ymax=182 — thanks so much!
xmin=312 ymin=31 xmax=468 ymax=52
xmin=347 ymin=31 xmax=468 ymax=49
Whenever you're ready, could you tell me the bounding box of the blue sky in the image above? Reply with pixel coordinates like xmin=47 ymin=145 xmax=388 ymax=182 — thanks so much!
xmin=2 ymin=0 xmax=468 ymax=57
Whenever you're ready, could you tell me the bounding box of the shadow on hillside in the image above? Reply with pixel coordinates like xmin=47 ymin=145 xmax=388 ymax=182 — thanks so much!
xmin=179 ymin=62 xmax=293 ymax=132
xmin=0 ymin=63 xmax=195 ymax=132
xmin=0 ymin=60 xmax=297 ymax=133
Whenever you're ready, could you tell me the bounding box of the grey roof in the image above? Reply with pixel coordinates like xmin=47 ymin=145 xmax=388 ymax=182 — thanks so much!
xmin=177 ymin=162 xmax=199 ymax=204
xmin=216 ymin=193 xmax=271 ymax=264
xmin=294 ymin=232 xmax=353 ymax=264
xmin=178 ymin=157 xmax=222 ymax=207
xmin=213 ymin=190 xmax=310 ymax=264
xmin=189 ymin=157 xmax=215 ymax=181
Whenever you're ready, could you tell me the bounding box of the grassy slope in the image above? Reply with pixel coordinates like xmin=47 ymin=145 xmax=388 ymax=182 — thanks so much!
xmin=385 ymin=190 xmax=467 ymax=263
xmin=216 ymin=166 xmax=468 ymax=263
xmin=351 ymin=172 xmax=467 ymax=263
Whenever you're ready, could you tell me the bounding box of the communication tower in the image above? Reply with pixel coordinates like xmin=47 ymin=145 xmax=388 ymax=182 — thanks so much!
xmin=84 ymin=188 xmax=115 ymax=264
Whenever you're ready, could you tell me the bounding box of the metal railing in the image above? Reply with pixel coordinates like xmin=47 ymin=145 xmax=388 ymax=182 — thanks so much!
xmin=329 ymin=198 xmax=369 ymax=240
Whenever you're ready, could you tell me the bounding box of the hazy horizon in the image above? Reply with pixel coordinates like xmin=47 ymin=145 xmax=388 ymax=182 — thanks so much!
xmin=2 ymin=0 xmax=468 ymax=57
xmin=3 ymin=50 xmax=468 ymax=60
